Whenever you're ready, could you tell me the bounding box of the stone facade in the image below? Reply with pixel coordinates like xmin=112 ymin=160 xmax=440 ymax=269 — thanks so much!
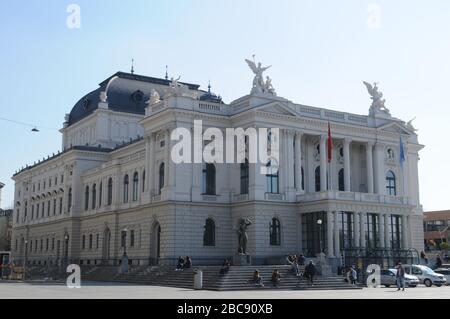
xmin=11 ymin=69 xmax=424 ymax=267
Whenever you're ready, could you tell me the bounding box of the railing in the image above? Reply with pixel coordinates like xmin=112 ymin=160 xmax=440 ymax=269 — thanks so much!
xmin=297 ymin=190 xmax=410 ymax=205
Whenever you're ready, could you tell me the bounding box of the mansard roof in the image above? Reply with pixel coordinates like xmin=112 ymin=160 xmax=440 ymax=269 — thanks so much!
xmin=68 ymin=71 xmax=201 ymax=126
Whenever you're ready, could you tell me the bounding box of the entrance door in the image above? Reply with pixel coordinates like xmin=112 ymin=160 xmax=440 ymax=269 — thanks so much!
xmin=150 ymin=222 xmax=161 ymax=265
xmin=301 ymin=212 xmax=327 ymax=257
xmin=102 ymin=228 xmax=111 ymax=263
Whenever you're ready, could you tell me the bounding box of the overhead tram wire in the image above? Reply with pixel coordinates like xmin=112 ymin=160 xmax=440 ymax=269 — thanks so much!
xmin=0 ymin=116 xmax=59 ymax=132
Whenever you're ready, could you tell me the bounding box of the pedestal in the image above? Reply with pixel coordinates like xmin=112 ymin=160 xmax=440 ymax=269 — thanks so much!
xmin=232 ymin=254 xmax=252 ymax=266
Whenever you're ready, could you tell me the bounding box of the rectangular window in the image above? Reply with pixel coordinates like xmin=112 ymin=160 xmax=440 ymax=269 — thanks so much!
xmin=121 ymin=231 xmax=126 ymax=248
xmin=96 ymin=234 xmax=99 ymax=249
xmin=46 ymin=238 xmax=49 ymax=251
xmin=82 ymin=235 xmax=86 ymax=249
xmin=130 ymin=230 xmax=135 ymax=247
xmin=89 ymin=234 xmax=93 ymax=249
xmin=31 ymin=205 xmax=34 ymax=220
xmin=53 ymin=199 xmax=56 ymax=215
xmin=40 ymin=239 xmax=43 ymax=252
xmin=339 ymin=212 xmax=354 ymax=249
xmin=366 ymin=213 xmax=379 ymax=249
xmin=52 ymin=238 xmax=55 ymax=251
xmin=47 ymin=200 xmax=50 ymax=216
xmin=59 ymin=197 xmax=63 ymax=214
xmin=41 ymin=202 xmax=44 ymax=217
xmin=390 ymin=215 xmax=403 ymax=249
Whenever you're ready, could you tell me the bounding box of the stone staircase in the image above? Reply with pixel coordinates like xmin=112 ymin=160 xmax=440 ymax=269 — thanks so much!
xmin=81 ymin=264 xmax=360 ymax=291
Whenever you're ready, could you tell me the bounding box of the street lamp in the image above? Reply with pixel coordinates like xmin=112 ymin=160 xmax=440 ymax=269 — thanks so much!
xmin=24 ymin=240 xmax=28 ymax=281
xmin=121 ymin=228 xmax=129 ymax=274
xmin=317 ymin=219 xmax=323 ymax=254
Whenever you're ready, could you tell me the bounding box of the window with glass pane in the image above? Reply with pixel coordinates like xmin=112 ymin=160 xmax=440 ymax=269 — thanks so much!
xmin=270 ymin=218 xmax=281 ymax=246
xmin=266 ymin=160 xmax=279 ymax=194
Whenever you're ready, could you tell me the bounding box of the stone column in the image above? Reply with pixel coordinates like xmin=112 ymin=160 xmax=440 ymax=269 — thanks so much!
xmin=164 ymin=130 xmax=170 ymax=188
xmin=379 ymin=214 xmax=385 ymax=248
xmin=384 ymin=214 xmax=391 ymax=249
xmin=320 ymin=135 xmax=327 ymax=191
xmin=294 ymin=132 xmax=303 ymax=192
xmin=360 ymin=212 xmax=366 ymax=249
xmin=298 ymin=214 xmax=303 ymax=253
xmin=366 ymin=142 xmax=374 ymax=193
xmin=343 ymin=138 xmax=351 ymax=192
xmin=373 ymin=143 xmax=385 ymax=195
xmin=148 ymin=133 xmax=155 ymax=195
xmin=401 ymin=215 xmax=408 ymax=249
xmin=144 ymin=136 xmax=151 ymax=192
xmin=286 ymin=130 xmax=295 ymax=200
xmin=327 ymin=211 xmax=335 ymax=257
xmin=354 ymin=212 xmax=360 ymax=248
xmin=334 ymin=211 xmax=340 ymax=257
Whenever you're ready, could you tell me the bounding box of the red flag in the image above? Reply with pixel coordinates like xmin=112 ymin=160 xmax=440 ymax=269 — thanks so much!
xmin=327 ymin=122 xmax=333 ymax=163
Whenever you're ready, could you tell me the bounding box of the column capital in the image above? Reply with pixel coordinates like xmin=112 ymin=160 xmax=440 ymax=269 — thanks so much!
xmin=367 ymin=140 xmax=375 ymax=148
xmin=343 ymin=138 xmax=352 ymax=146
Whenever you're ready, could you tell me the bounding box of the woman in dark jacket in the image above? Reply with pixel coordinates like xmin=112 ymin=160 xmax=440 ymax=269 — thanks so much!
xmin=304 ymin=260 xmax=316 ymax=285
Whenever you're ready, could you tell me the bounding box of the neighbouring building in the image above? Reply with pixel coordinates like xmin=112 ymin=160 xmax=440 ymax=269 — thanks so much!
xmin=0 ymin=182 xmax=4 ymax=208
xmin=423 ymin=210 xmax=450 ymax=249
xmin=0 ymin=209 xmax=12 ymax=251
xmin=10 ymin=60 xmax=424 ymax=268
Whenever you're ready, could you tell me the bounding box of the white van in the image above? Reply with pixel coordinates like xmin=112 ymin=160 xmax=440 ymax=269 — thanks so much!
xmin=403 ymin=264 xmax=447 ymax=287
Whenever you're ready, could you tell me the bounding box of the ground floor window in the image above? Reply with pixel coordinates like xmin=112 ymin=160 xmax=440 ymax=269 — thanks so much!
xmin=339 ymin=212 xmax=354 ymax=249
xmin=390 ymin=215 xmax=403 ymax=249
xmin=366 ymin=213 xmax=379 ymax=249
xmin=302 ymin=212 xmax=327 ymax=256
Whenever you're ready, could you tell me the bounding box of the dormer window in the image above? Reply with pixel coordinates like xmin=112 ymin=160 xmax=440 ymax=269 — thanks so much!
xmin=131 ymin=90 xmax=144 ymax=104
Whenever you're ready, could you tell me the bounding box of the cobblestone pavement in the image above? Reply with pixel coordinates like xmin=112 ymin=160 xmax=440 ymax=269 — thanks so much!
xmin=0 ymin=281 xmax=449 ymax=299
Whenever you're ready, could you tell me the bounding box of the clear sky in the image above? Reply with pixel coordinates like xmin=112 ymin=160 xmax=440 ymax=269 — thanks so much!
xmin=0 ymin=0 xmax=449 ymax=211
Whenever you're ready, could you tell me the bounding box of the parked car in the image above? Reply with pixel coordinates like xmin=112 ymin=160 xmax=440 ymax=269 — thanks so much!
xmin=434 ymin=268 xmax=450 ymax=286
xmin=403 ymin=264 xmax=447 ymax=287
xmin=380 ymin=269 xmax=419 ymax=288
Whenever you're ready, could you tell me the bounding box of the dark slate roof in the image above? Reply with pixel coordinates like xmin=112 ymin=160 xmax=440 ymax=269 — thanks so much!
xmin=68 ymin=72 xmax=201 ymax=126
xmin=13 ymin=137 xmax=146 ymax=177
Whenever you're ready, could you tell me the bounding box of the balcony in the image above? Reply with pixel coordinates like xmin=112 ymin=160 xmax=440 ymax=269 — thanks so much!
xmin=296 ymin=190 xmax=411 ymax=206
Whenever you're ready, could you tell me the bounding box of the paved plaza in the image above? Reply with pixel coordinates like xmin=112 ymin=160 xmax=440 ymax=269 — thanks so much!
xmin=0 ymin=281 xmax=449 ymax=299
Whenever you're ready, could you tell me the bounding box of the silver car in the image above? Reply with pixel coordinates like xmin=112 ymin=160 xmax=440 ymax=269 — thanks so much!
xmin=434 ymin=268 xmax=450 ymax=286
xmin=403 ymin=264 xmax=447 ymax=287
xmin=380 ymin=269 xmax=419 ymax=288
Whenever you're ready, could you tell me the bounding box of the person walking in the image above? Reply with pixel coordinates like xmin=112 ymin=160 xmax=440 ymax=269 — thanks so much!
xmin=350 ymin=266 xmax=358 ymax=285
xmin=396 ymin=262 xmax=406 ymax=291
xmin=435 ymin=254 xmax=443 ymax=270
xmin=305 ymin=260 xmax=316 ymax=286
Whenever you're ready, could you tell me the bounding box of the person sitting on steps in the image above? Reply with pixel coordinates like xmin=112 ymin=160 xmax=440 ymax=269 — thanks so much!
xmin=183 ymin=256 xmax=192 ymax=269
xmin=250 ymin=270 xmax=264 ymax=287
xmin=175 ymin=256 xmax=184 ymax=271
xmin=219 ymin=259 xmax=231 ymax=275
xmin=271 ymin=269 xmax=281 ymax=286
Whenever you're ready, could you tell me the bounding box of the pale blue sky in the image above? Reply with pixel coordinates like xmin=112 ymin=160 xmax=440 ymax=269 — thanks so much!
xmin=0 ymin=0 xmax=449 ymax=211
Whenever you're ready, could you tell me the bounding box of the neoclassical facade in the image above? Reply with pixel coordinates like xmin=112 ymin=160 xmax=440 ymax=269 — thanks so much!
xmin=11 ymin=67 xmax=424 ymax=267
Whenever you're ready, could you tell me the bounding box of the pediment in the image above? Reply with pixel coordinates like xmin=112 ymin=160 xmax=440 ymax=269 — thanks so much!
xmin=256 ymin=101 xmax=298 ymax=117
xmin=377 ymin=122 xmax=414 ymax=135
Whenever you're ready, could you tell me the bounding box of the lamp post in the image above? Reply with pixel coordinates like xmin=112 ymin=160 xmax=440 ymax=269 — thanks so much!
xmin=317 ymin=218 xmax=323 ymax=254
xmin=24 ymin=240 xmax=28 ymax=281
xmin=121 ymin=228 xmax=129 ymax=274
xmin=64 ymin=234 xmax=69 ymax=267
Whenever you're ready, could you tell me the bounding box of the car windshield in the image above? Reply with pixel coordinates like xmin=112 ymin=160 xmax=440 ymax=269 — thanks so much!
xmin=418 ymin=266 xmax=435 ymax=274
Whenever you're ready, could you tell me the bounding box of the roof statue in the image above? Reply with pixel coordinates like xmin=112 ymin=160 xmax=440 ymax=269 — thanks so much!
xmin=363 ymin=81 xmax=391 ymax=117
xmin=245 ymin=56 xmax=275 ymax=95
xmin=165 ymin=75 xmax=197 ymax=99
xmin=147 ymin=89 xmax=161 ymax=105
xmin=406 ymin=117 xmax=418 ymax=132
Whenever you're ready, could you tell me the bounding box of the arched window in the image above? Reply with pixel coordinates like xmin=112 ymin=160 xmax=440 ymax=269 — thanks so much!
xmin=132 ymin=172 xmax=139 ymax=201
xmin=240 ymin=160 xmax=249 ymax=195
xmin=386 ymin=170 xmax=396 ymax=196
xmin=315 ymin=166 xmax=321 ymax=192
xmin=84 ymin=186 xmax=89 ymax=211
xmin=91 ymin=184 xmax=96 ymax=209
xmin=203 ymin=218 xmax=216 ymax=246
xmin=107 ymin=178 xmax=113 ymax=205
xmin=67 ymin=188 xmax=72 ymax=212
xmin=123 ymin=175 xmax=129 ymax=203
xmin=142 ymin=170 xmax=146 ymax=193
xmin=159 ymin=163 xmax=165 ymax=194
xmin=338 ymin=169 xmax=345 ymax=191
xmin=98 ymin=182 xmax=102 ymax=207
xmin=202 ymin=163 xmax=216 ymax=195
xmin=270 ymin=218 xmax=281 ymax=246
xmin=266 ymin=160 xmax=279 ymax=194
